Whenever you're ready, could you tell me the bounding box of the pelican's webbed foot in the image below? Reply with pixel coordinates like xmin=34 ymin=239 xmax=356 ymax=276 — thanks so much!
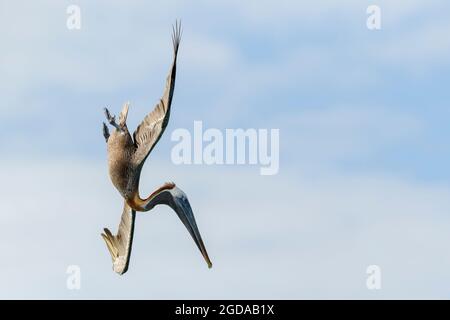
xmin=104 ymin=107 xmax=120 ymax=129
xmin=102 ymin=122 xmax=110 ymax=142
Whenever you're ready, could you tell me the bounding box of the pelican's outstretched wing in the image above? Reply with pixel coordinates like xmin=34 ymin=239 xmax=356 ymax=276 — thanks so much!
xmin=132 ymin=21 xmax=181 ymax=168
xmin=101 ymin=201 xmax=136 ymax=275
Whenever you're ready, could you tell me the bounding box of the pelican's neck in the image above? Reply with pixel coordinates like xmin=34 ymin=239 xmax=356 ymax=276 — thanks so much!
xmin=128 ymin=182 xmax=176 ymax=212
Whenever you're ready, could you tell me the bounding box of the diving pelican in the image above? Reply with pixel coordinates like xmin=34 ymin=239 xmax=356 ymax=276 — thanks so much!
xmin=100 ymin=22 xmax=212 ymax=275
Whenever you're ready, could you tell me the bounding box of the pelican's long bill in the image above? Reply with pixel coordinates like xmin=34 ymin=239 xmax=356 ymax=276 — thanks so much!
xmin=167 ymin=187 xmax=212 ymax=268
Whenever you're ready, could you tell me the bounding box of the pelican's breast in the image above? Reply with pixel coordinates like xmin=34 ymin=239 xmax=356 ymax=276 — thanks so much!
xmin=107 ymin=131 xmax=136 ymax=198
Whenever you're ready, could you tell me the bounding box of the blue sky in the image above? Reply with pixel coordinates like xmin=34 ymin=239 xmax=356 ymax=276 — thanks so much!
xmin=1 ymin=0 xmax=450 ymax=299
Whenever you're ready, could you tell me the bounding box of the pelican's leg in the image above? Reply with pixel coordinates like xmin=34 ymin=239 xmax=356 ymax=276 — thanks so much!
xmin=102 ymin=122 xmax=110 ymax=142
xmin=104 ymin=107 xmax=120 ymax=129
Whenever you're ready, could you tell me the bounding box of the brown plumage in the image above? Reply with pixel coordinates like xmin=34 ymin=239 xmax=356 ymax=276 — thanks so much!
xmin=101 ymin=202 xmax=135 ymax=274
xmin=101 ymin=21 xmax=212 ymax=275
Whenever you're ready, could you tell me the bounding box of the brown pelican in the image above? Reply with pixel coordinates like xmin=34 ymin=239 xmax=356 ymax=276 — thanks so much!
xmin=100 ymin=22 xmax=212 ymax=275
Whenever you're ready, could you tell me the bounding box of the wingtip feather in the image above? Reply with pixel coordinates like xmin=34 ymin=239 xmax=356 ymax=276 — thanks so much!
xmin=172 ymin=19 xmax=182 ymax=54
xmin=101 ymin=232 xmax=119 ymax=260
